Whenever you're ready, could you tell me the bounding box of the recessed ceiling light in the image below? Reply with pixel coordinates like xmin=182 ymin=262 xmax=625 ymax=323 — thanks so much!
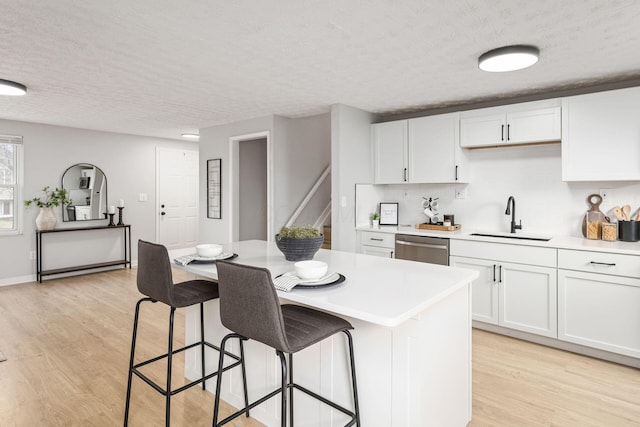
xmin=0 ymin=79 xmax=27 ymax=96
xmin=181 ymin=133 xmax=200 ymax=140
xmin=478 ymin=45 xmax=539 ymax=72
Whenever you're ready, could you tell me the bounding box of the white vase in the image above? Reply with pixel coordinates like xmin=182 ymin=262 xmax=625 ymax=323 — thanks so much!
xmin=35 ymin=207 xmax=57 ymax=230
xmin=372 ymin=219 xmax=380 ymax=229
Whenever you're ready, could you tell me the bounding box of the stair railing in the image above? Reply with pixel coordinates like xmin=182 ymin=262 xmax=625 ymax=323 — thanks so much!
xmin=284 ymin=165 xmax=331 ymax=228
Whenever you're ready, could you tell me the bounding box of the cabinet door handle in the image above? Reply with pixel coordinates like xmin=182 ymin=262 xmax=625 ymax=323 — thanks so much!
xmin=498 ymin=265 xmax=503 ymax=283
xmin=390 ymin=251 xmax=394 ymax=258
xmin=507 ymin=124 xmax=510 ymax=141
xmin=370 ymin=238 xmax=384 ymax=241
xmin=590 ymin=261 xmax=616 ymax=266
xmin=492 ymin=264 xmax=496 ymax=282
xmin=455 ymin=165 xmax=459 ymax=181
xmin=403 ymin=167 xmax=407 ymax=182
xmin=501 ymin=124 xmax=504 ymax=141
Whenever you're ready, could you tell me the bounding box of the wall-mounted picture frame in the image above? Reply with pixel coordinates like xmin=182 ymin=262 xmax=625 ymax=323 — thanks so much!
xmin=379 ymin=202 xmax=399 ymax=226
xmin=207 ymin=159 xmax=222 ymax=219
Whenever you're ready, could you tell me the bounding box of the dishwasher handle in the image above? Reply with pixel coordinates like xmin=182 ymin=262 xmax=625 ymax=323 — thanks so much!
xmin=395 ymin=240 xmax=448 ymax=250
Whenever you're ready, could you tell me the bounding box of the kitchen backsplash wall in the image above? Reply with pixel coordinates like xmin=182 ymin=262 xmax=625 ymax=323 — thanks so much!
xmin=357 ymin=143 xmax=640 ymax=237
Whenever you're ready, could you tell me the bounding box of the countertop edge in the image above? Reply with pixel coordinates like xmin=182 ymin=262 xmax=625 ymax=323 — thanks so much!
xmin=357 ymin=226 xmax=640 ymax=256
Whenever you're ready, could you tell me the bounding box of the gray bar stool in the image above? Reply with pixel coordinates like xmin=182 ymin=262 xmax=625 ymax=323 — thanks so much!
xmin=212 ymin=261 xmax=360 ymax=427
xmin=124 ymin=240 xmax=248 ymax=427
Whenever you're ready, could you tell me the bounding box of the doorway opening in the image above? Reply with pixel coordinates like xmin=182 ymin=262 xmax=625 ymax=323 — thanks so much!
xmin=229 ymin=131 xmax=271 ymax=242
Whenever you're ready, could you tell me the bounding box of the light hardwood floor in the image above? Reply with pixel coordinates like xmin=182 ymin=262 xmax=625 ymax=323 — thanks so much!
xmin=0 ymin=268 xmax=638 ymax=426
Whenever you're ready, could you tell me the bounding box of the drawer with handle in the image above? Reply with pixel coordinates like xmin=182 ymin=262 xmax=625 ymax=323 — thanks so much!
xmin=360 ymin=231 xmax=395 ymax=248
xmin=558 ymin=249 xmax=640 ymax=278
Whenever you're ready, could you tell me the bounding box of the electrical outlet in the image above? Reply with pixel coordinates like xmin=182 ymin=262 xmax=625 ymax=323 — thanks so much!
xmin=455 ymin=187 xmax=467 ymax=200
xmin=402 ymin=189 xmax=409 ymax=200
xmin=599 ymin=189 xmax=610 ymax=202
xmin=29 ymin=251 xmax=36 ymax=260
xmin=139 ymin=193 xmax=148 ymax=202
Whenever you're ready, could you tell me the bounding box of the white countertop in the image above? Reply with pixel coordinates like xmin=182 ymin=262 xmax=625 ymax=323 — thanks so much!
xmin=173 ymin=240 xmax=479 ymax=328
xmin=357 ymin=225 xmax=640 ymax=256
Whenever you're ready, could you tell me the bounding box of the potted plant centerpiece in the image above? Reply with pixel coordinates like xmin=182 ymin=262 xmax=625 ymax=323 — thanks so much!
xmin=275 ymin=225 xmax=324 ymax=261
xmin=24 ymin=186 xmax=72 ymax=230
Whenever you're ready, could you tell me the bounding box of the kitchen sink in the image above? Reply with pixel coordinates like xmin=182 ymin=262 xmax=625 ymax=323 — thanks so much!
xmin=470 ymin=232 xmax=552 ymax=242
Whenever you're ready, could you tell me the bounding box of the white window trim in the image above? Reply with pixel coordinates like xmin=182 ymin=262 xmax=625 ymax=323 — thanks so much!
xmin=0 ymin=134 xmax=24 ymax=236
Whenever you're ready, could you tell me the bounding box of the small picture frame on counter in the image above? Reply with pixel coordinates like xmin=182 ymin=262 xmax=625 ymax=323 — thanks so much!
xmin=379 ymin=202 xmax=399 ymax=226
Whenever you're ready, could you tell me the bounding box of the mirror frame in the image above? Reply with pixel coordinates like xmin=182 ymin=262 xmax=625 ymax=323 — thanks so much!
xmin=61 ymin=163 xmax=108 ymax=222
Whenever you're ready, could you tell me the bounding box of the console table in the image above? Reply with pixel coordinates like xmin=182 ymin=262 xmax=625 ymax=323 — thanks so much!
xmin=36 ymin=224 xmax=131 ymax=283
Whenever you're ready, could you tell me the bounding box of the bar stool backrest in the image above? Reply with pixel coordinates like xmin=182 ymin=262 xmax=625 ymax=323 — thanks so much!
xmin=137 ymin=240 xmax=175 ymax=306
xmin=216 ymin=261 xmax=290 ymax=352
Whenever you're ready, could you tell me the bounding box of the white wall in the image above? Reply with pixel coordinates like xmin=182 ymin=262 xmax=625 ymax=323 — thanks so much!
xmin=357 ymin=143 xmax=640 ymax=238
xmin=198 ymin=113 xmax=331 ymax=244
xmin=273 ymin=114 xmax=331 ymax=231
xmin=331 ymin=104 xmax=374 ymax=252
xmin=199 ymin=115 xmax=274 ymax=244
xmin=0 ymin=118 xmax=197 ymax=285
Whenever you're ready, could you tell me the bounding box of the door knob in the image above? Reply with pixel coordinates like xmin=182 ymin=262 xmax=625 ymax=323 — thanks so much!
xmin=161 ymin=204 xmax=165 ymax=208
xmin=161 ymin=212 xmax=166 ymax=216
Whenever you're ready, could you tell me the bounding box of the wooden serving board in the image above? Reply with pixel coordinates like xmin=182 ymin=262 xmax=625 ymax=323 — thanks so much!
xmin=415 ymin=223 xmax=462 ymax=231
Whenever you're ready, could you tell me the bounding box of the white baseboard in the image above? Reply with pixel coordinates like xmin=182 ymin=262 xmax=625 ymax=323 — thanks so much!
xmin=0 ymin=275 xmax=36 ymax=287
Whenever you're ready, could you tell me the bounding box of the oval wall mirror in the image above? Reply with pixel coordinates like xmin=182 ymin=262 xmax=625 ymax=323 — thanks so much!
xmin=61 ymin=163 xmax=108 ymax=221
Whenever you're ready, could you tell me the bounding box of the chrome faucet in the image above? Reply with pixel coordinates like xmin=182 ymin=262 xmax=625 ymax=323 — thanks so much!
xmin=505 ymin=196 xmax=522 ymax=234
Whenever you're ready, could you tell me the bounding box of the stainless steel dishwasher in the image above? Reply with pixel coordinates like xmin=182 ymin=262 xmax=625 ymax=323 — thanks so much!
xmin=394 ymin=234 xmax=450 ymax=266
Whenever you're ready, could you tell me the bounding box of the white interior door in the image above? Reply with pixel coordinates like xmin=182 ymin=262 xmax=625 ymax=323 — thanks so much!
xmin=157 ymin=148 xmax=199 ymax=249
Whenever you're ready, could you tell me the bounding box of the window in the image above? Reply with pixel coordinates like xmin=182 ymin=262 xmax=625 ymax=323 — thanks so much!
xmin=0 ymin=134 xmax=23 ymax=235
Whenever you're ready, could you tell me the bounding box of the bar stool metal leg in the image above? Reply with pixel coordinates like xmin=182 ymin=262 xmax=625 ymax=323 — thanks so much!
xmin=277 ymin=351 xmax=287 ymax=427
xmin=165 ymin=307 xmax=176 ymax=427
xmin=239 ymin=339 xmax=249 ymax=416
xmin=344 ymin=330 xmax=361 ymax=427
xmin=288 ymin=353 xmax=294 ymax=426
xmin=124 ymin=297 xmax=154 ymax=427
xmin=200 ymin=302 xmax=206 ymax=391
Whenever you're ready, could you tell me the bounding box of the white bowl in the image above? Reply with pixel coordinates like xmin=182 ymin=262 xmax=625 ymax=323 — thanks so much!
xmin=294 ymin=260 xmax=328 ymax=280
xmin=196 ymin=243 xmax=223 ymax=258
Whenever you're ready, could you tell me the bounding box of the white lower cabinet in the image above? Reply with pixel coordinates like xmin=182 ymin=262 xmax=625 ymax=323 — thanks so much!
xmin=358 ymin=230 xmax=395 ymax=258
xmin=499 ymin=262 xmax=557 ymax=337
xmin=557 ymin=249 xmax=640 ymax=358
xmin=450 ymin=240 xmax=558 ymax=338
xmin=449 ymin=257 xmax=498 ymax=324
xmin=450 ymin=256 xmax=557 ymax=337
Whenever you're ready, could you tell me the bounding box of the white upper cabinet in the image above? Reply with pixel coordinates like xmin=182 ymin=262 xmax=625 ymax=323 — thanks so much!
xmin=372 ymin=120 xmax=407 ymax=184
xmin=460 ymin=102 xmax=561 ymax=148
xmin=408 ymin=113 xmax=467 ymax=183
xmin=562 ymin=86 xmax=640 ymax=181
xmin=372 ymin=113 xmax=467 ymax=184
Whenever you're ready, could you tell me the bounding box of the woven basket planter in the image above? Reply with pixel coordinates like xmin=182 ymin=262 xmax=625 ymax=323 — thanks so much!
xmin=275 ymin=234 xmax=324 ymax=261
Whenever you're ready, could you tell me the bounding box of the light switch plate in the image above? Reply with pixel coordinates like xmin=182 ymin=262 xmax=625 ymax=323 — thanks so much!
xmin=455 ymin=187 xmax=467 ymax=199
xmin=139 ymin=193 xmax=148 ymax=202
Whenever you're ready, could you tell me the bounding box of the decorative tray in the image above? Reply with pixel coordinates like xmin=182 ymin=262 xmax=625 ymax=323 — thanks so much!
xmin=415 ymin=223 xmax=462 ymax=231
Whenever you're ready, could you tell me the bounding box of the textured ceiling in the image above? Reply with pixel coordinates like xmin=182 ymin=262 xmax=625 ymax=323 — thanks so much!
xmin=1 ymin=0 xmax=640 ymax=140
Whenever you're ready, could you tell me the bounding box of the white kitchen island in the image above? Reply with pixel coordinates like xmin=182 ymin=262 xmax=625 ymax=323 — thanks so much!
xmin=174 ymin=240 xmax=479 ymax=427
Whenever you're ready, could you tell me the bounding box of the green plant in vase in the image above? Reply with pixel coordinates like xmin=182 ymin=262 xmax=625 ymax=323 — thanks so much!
xmin=369 ymin=212 xmax=380 ymax=228
xmin=24 ymin=186 xmax=73 ymax=230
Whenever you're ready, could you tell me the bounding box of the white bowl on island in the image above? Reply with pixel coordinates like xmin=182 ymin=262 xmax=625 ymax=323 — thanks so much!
xmin=294 ymin=260 xmax=328 ymax=280
xmin=196 ymin=243 xmax=223 ymax=258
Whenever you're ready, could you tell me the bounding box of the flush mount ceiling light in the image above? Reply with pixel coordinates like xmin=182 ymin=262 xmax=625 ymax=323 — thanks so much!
xmin=478 ymin=45 xmax=540 ymax=72
xmin=181 ymin=133 xmax=200 ymax=140
xmin=0 ymin=79 xmax=27 ymax=96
